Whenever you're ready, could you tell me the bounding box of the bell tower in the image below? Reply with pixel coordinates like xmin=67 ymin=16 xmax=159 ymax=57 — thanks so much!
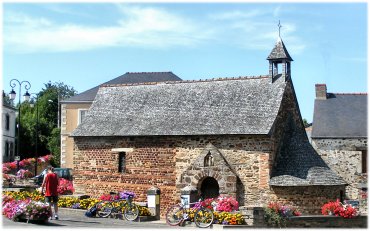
xmin=267 ymin=21 xmax=293 ymax=81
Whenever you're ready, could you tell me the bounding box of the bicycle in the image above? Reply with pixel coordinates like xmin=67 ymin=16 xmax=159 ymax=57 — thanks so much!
xmin=95 ymin=194 xmax=139 ymax=221
xmin=166 ymin=196 xmax=214 ymax=228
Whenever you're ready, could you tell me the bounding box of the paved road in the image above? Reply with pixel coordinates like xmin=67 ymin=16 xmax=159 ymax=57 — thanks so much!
xmin=2 ymin=208 xmax=220 ymax=229
xmin=3 ymin=208 xmax=169 ymax=229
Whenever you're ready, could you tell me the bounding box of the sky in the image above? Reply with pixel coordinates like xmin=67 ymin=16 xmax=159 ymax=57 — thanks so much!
xmin=2 ymin=2 xmax=368 ymax=122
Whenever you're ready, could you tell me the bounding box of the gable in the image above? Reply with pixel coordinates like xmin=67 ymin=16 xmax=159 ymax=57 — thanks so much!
xmin=270 ymin=82 xmax=347 ymax=186
xmin=71 ymin=76 xmax=286 ymax=137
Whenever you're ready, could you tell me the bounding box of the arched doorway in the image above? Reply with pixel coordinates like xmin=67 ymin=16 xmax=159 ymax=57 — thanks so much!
xmin=200 ymin=177 xmax=220 ymax=199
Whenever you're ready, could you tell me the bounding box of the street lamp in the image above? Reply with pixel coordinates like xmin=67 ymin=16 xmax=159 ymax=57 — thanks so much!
xmin=9 ymin=79 xmax=31 ymax=171
xmin=30 ymin=94 xmax=39 ymax=176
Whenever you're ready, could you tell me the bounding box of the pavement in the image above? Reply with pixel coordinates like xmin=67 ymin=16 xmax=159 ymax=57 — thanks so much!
xmin=2 ymin=208 xmax=229 ymax=229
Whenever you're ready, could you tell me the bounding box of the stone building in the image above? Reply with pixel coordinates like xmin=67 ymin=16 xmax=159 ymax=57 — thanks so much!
xmin=311 ymin=84 xmax=367 ymax=212
xmin=2 ymin=91 xmax=16 ymax=162
xmin=71 ymin=37 xmax=346 ymax=216
xmin=60 ymin=72 xmax=182 ymax=168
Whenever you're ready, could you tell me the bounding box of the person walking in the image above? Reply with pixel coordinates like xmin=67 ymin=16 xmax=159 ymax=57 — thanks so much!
xmin=41 ymin=165 xmax=60 ymax=220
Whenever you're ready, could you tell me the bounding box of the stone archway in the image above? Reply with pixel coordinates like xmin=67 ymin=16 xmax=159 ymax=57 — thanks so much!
xmin=199 ymin=177 xmax=220 ymax=199
xmin=179 ymin=143 xmax=240 ymax=200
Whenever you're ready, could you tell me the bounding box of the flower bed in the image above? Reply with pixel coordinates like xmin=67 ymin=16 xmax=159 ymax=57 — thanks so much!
xmin=321 ymin=199 xmax=357 ymax=218
xmin=187 ymin=195 xmax=244 ymax=225
xmin=58 ymin=178 xmax=75 ymax=195
xmin=263 ymin=202 xmax=301 ymax=227
xmin=2 ymin=195 xmax=51 ymax=222
xmin=3 ymin=191 xmax=151 ymax=217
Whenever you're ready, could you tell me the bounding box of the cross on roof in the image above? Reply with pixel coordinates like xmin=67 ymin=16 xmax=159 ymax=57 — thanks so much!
xmin=278 ymin=20 xmax=282 ymax=37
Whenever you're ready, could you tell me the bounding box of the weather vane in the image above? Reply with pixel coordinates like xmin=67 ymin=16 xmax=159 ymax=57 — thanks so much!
xmin=278 ymin=20 xmax=282 ymax=37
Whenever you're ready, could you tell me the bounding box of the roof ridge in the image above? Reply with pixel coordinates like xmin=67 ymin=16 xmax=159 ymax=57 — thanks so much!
xmin=333 ymin=92 xmax=367 ymax=95
xmin=126 ymin=71 xmax=172 ymax=74
xmin=101 ymin=75 xmax=271 ymax=88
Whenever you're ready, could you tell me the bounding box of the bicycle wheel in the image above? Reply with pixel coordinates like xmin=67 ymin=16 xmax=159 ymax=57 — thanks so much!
xmin=194 ymin=207 xmax=214 ymax=228
xmin=166 ymin=204 xmax=184 ymax=226
xmin=96 ymin=201 xmax=113 ymax=218
xmin=123 ymin=203 xmax=139 ymax=221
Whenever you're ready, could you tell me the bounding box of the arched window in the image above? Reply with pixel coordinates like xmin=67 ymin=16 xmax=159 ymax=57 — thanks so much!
xmin=204 ymin=151 xmax=214 ymax=167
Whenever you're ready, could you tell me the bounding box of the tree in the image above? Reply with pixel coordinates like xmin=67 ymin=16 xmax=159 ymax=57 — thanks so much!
xmin=2 ymin=91 xmax=14 ymax=107
xmin=303 ymin=119 xmax=312 ymax=128
xmin=17 ymin=81 xmax=77 ymax=167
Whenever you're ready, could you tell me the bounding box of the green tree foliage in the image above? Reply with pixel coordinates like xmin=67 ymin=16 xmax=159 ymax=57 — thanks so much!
xmin=16 ymin=82 xmax=77 ymax=167
xmin=303 ymin=119 xmax=311 ymax=128
xmin=2 ymin=91 xmax=14 ymax=107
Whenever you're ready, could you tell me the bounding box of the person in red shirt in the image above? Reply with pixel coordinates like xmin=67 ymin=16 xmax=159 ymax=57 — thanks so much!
xmin=41 ymin=166 xmax=60 ymax=220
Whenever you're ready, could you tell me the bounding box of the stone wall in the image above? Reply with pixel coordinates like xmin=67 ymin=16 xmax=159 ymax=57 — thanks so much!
xmin=269 ymin=185 xmax=346 ymax=215
xmin=73 ymin=135 xmax=273 ymax=217
xmin=285 ymin=215 xmax=367 ymax=228
xmin=312 ymin=138 xmax=367 ymax=214
xmin=73 ymin=134 xmax=344 ymax=218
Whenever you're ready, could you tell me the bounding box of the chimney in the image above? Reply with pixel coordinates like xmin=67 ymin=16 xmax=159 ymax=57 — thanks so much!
xmin=315 ymin=84 xmax=327 ymax=99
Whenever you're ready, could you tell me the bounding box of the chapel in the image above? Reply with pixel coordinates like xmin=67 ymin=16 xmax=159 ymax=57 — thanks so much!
xmin=71 ymin=35 xmax=346 ymax=216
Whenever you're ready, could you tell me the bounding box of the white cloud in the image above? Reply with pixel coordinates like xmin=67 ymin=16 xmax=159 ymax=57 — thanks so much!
xmin=4 ymin=5 xmax=213 ymax=53
xmin=209 ymin=9 xmax=263 ymax=20
xmin=273 ymin=5 xmax=282 ymax=17
xmin=3 ymin=5 xmax=306 ymax=55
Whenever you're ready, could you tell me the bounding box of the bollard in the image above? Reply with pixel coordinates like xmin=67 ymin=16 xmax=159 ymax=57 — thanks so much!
xmin=147 ymin=186 xmax=160 ymax=220
xmin=180 ymin=186 xmax=198 ymax=208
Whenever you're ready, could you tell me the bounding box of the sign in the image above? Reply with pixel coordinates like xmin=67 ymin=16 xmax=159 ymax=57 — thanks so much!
xmin=14 ymin=156 xmax=20 ymax=161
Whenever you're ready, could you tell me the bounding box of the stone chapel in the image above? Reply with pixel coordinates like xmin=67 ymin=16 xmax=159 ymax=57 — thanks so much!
xmin=71 ymin=36 xmax=346 ymax=216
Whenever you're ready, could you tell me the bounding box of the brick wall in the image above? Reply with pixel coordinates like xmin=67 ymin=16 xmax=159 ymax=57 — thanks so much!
xmin=73 ymin=134 xmax=343 ymax=217
xmin=73 ymin=135 xmax=274 ymax=217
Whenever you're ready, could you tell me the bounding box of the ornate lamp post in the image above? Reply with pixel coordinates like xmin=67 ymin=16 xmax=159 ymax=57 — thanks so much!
xmin=30 ymin=93 xmax=39 ymax=176
xmin=9 ymin=79 xmax=31 ymax=171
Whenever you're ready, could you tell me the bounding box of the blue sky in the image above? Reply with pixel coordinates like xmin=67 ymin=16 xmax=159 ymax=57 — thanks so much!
xmin=2 ymin=2 xmax=367 ymax=122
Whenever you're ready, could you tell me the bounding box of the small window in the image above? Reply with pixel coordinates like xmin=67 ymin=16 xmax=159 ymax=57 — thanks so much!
xmin=118 ymin=152 xmax=126 ymax=173
xmin=340 ymin=190 xmax=344 ymax=203
xmin=204 ymin=151 xmax=214 ymax=167
xmin=5 ymin=141 xmax=9 ymax=157
xmin=9 ymin=142 xmax=13 ymax=157
xmin=78 ymin=109 xmax=88 ymax=125
xmin=362 ymin=150 xmax=367 ymax=173
xmin=5 ymin=114 xmax=10 ymax=131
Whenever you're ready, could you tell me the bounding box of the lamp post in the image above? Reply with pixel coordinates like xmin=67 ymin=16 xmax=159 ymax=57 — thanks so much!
xmin=30 ymin=94 xmax=39 ymax=176
xmin=9 ymin=79 xmax=31 ymax=171
xmin=48 ymin=91 xmax=60 ymax=129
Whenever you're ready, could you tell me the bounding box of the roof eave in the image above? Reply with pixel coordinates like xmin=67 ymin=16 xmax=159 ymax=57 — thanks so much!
xmin=70 ymin=133 xmax=271 ymax=138
xmin=60 ymin=100 xmax=93 ymax=104
xmin=311 ymin=136 xmax=368 ymax=139
xmin=269 ymin=182 xmax=348 ymax=187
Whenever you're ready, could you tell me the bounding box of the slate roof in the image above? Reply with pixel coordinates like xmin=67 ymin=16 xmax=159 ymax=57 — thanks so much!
xmin=267 ymin=37 xmax=293 ymax=61
xmin=270 ymin=116 xmax=347 ymax=186
xmin=71 ymin=75 xmax=286 ymax=136
xmin=311 ymin=93 xmax=367 ymax=138
xmin=62 ymin=72 xmax=182 ymax=103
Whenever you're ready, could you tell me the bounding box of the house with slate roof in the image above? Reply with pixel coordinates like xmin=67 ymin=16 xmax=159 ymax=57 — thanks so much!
xmin=70 ymin=36 xmax=346 ymax=217
xmin=311 ymin=84 xmax=367 ymax=213
xmin=60 ymin=72 xmax=182 ymax=168
xmin=2 ymin=91 xmax=16 ymax=162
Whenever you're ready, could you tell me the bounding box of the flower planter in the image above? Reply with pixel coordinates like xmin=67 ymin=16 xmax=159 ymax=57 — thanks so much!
xmin=20 ymin=214 xmax=49 ymax=223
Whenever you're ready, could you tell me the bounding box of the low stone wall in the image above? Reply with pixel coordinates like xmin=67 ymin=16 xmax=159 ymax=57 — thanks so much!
xmin=286 ymin=215 xmax=367 ymax=228
xmin=239 ymin=206 xmax=266 ymax=227
xmin=240 ymin=206 xmax=367 ymax=228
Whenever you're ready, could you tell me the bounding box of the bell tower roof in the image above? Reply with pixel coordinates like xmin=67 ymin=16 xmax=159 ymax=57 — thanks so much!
xmin=267 ymin=37 xmax=293 ymax=61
